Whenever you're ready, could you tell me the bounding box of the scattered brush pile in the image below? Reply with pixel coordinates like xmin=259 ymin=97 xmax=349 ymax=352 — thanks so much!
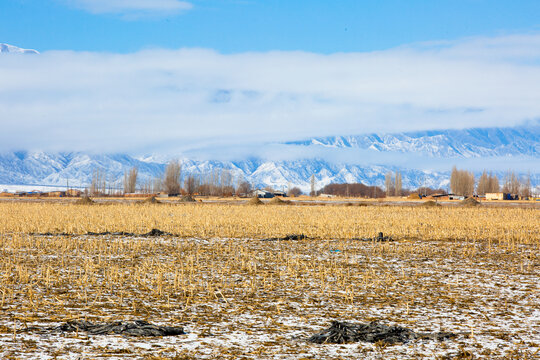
xmin=247 ymin=197 xmax=264 ymax=205
xmin=461 ymin=197 xmax=481 ymax=207
xmin=74 ymin=196 xmax=95 ymax=205
xmin=422 ymin=200 xmax=441 ymax=207
xmin=269 ymin=197 xmax=290 ymax=205
xmin=139 ymin=196 xmax=160 ymax=204
xmin=179 ymin=195 xmax=196 ymax=202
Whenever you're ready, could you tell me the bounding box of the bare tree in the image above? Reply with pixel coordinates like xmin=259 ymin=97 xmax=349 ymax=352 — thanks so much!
xmin=123 ymin=166 xmax=138 ymax=194
xmin=477 ymin=170 xmax=499 ymax=195
xmin=310 ymin=174 xmax=316 ymax=197
xmin=236 ymin=180 xmax=252 ymax=197
xmin=520 ymin=171 xmax=532 ymax=199
xmin=221 ymin=169 xmax=234 ymax=196
xmin=487 ymin=174 xmax=499 ymax=193
xmin=450 ymin=166 xmax=459 ymax=196
xmin=152 ymin=176 xmax=162 ymax=194
xmin=288 ymin=187 xmax=302 ymax=197
xmin=385 ymin=172 xmax=394 ymax=197
xmin=184 ymin=174 xmax=197 ymax=196
xmin=394 ymin=171 xmax=402 ymax=196
xmin=450 ymin=166 xmax=474 ymax=196
xmin=164 ymin=160 xmax=182 ymax=195
xmin=502 ymin=171 xmax=520 ymax=195
xmin=476 ymin=170 xmax=489 ymax=196
xmin=90 ymin=168 xmax=104 ymax=196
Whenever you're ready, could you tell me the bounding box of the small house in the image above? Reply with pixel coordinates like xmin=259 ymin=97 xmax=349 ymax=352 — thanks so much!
xmin=252 ymin=189 xmax=274 ymax=198
xmin=66 ymin=189 xmax=82 ymax=197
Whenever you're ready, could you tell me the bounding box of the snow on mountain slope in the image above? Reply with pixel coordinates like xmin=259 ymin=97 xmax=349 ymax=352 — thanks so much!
xmin=0 ymin=152 xmax=164 ymax=188
xmin=0 ymin=151 xmax=450 ymax=192
xmin=290 ymin=125 xmax=540 ymax=158
xmin=0 ymin=125 xmax=538 ymax=192
xmin=0 ymin=43 xmax=39 ymax=54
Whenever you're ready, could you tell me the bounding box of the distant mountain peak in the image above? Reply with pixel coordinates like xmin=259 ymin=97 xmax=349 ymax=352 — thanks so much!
xmin=0 ymin=43 xmax=39 ymax=55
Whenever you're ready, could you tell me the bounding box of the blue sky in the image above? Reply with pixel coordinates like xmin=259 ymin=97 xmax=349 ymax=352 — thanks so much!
xmin=1 ymin=0 xmax=540 ymax=166
xmin=2 ymin=0 xmax=540 ymax=53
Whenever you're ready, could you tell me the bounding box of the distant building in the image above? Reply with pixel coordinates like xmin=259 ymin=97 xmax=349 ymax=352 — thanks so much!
xmin=272 ymin=190 xmax=287 ymax=197
xmin=252 ymin=189 xmax=274 ymax=198
xmin=425 ymin=193 xmax=451 ymax=200
xmin=46 ymin=191 xmax=66 ymax=197
xmin=485 ymin=193 xmax=517 ymax=200
xmin=65 ymin=189 xmax=82 ymax=197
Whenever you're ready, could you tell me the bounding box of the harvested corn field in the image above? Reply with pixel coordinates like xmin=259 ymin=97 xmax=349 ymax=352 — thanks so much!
xmin=0 ymin=202 xmax=538 ymax=244
xmin=0 ymin=201 xmax=538 ymax=359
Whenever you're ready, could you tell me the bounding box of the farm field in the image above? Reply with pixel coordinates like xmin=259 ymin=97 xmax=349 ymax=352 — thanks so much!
xmin=0 ymin=200 xmax=538 ymax=359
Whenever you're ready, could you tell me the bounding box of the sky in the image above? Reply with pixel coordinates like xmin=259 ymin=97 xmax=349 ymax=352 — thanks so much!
xmin=1 ymin=0 xmax=540 ymax=164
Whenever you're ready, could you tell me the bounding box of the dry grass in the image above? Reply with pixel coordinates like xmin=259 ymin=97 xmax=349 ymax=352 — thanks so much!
xmin=0 ymin=200 xmax=538 ymax=359
xmin=0 ymin=202 xmax=538 ymax=245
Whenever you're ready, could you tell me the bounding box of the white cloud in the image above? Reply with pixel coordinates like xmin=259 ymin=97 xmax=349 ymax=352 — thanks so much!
xmin=1 ymin=33 xmax=540 ymax=156
xmin=66 ymin=0 xmax=192 ymax=16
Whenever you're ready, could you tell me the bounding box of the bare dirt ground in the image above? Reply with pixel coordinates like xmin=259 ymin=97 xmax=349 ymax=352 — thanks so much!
xmin=0 ymin=232 xmax=538 ymax=359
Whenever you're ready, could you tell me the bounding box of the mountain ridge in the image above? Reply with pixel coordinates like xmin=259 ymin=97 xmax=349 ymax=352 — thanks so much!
xmin=287 ymin=125 xmax=540 ymax=158
xmin=1 ymin=125 xmax=539 ymax=193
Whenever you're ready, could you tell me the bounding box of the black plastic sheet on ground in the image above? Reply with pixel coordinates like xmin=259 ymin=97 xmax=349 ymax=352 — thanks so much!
xmin=35 ymin=228 xmax=172 ymax=237
xmin=309 ymin=321 xmax=456 ymax=344
xmin=52 ymin=320 xmax=185 ymax=336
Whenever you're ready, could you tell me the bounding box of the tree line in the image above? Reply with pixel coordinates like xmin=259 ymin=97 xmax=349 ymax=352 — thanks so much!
xmin=449 ymin=166 xmax=532 ymax=198
xmin=89 ymin=160 xmax=254 ymax=197
xmin=87 ymin=162 xmax=534 ymax=199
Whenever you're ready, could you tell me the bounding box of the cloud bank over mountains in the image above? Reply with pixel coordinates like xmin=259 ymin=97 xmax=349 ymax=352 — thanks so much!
xmin=1 ymin=33 xmax=540 ymax=159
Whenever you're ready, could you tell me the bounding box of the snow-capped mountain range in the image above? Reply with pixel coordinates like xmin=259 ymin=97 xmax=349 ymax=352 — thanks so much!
xmin=1 ymin=125 xmax=538 ymax=193
xmin=289 ymin=125 xmax=540 ymax=158
xmin=0 ymin=43 xmax=39 ymax=54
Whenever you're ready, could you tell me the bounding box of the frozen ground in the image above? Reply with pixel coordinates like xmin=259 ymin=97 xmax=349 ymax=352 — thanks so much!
xmin=0 ymin=235 xmax=538 ymax=359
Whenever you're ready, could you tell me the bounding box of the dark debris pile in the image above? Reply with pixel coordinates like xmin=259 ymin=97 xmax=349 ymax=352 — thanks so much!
xmin=352 ymin=232 xmax=394 ymax=242
xmin=261 ymin=234 xmax=308 ymax=241
xmin=52 ymin=320 xmax=185 ymax=336
xmin=309 ymin=321 xmax=456 ymax=344
xmin=86 ymin=228 xmax=171 ymax=237
xmin=36 ymin=228 xmax=172 ymax=237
